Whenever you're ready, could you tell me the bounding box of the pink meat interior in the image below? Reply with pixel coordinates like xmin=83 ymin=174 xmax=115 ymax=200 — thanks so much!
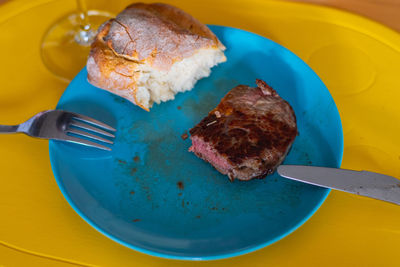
xmin=189 ymin=136 xmax=232 ymax=174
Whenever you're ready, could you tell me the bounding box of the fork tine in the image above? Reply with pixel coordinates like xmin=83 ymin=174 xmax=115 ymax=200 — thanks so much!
xmin=67 ymin=129 xmax=114 ymax=144
xmin=63 ymin=135 xmax=111 ymax=151
xmin=70 ymin=112 xmax=116 ymax=132
xmin=70 ymin=121 xmax=115 ymax=138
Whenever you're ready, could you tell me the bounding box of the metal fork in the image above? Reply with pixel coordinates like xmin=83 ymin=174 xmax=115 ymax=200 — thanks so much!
xmin=0 ymin=110 xmax=116 ymax=151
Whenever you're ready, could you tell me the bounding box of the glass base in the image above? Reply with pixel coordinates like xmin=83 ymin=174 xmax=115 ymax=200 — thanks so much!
xmin=41 ymin=10 xmax=113 ymax=82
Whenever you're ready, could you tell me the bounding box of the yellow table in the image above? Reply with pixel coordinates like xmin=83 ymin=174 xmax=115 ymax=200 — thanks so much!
xmin=0 ymin=0 xmax=400 ymax=266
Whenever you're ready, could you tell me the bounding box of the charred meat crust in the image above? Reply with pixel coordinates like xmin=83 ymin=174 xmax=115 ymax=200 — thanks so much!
xmin=189 ymin=79 xmax=297 ymax=181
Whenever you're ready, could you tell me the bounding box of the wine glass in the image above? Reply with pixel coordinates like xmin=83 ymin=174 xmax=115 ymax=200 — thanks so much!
xmin=41 ymin=0 xmax=114 ymax=81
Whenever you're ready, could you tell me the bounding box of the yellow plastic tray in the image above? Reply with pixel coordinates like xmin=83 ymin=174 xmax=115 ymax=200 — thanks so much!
xmin=0 ymin=0 xmax=399 ymax=266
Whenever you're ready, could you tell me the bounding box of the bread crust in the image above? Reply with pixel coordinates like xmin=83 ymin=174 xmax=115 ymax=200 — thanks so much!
xmin=87 ymin=3 xmax=225 ymax=110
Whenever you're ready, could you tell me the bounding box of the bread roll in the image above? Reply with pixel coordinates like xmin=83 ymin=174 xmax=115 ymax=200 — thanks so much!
xmin=87 ymin=3 xmax=226 ymax=111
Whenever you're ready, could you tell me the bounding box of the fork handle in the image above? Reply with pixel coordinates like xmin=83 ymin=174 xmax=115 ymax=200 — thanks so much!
xmin=0 ymin=125 xmax=19 ymax=133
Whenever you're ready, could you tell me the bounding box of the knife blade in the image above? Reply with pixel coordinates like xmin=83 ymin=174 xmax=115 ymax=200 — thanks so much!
xmin=277 ymin=165 xmax=400 ymax=206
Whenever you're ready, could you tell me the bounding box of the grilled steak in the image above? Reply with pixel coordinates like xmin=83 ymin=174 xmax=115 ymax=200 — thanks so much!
xmin=189 ymin=79 xmax=297 ymax=181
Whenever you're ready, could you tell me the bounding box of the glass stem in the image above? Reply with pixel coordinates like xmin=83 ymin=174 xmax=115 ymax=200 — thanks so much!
xmin=75 ymin=0 xmax=94 ymax=46
xmin=76 ymin=0 xmax=91 ymax=31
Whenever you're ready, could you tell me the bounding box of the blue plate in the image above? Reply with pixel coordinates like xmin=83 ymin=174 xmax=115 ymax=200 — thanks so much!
xmin=49 ymin=25 xmax=343 ymax=260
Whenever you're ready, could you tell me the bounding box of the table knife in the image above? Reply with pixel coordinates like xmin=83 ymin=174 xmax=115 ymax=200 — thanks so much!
xmin=277 ymin=165 xmax=400 ymax=205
